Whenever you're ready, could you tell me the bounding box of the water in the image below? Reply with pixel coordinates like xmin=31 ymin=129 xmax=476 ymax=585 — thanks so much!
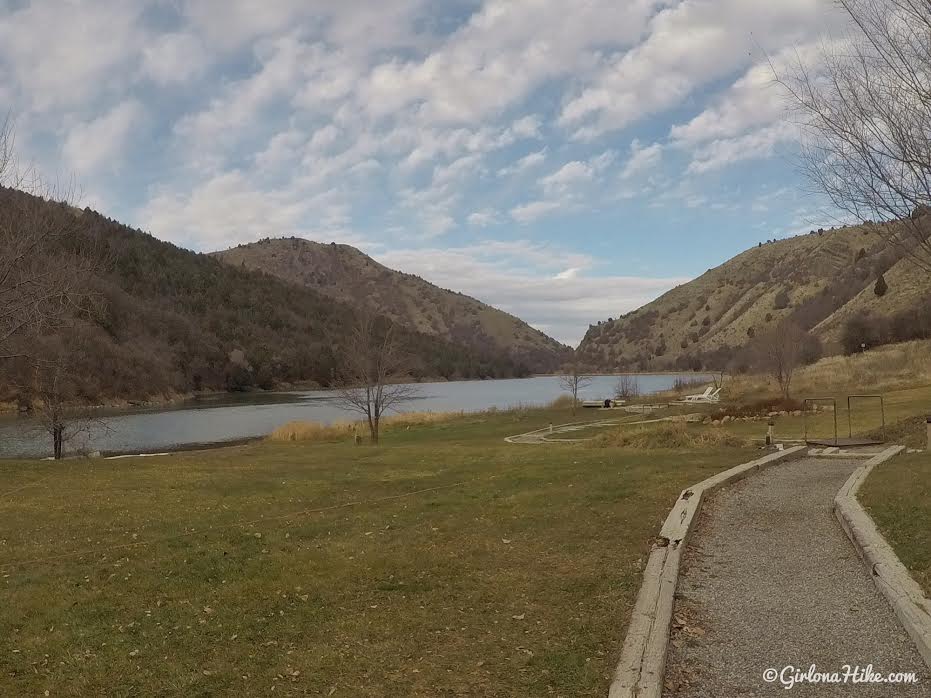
xmin=0 ymin=374 xmax=710 ymax=459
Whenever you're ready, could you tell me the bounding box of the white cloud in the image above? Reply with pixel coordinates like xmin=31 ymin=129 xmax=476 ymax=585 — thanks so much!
xmin=0 ymin=0 xmax=145 ymax=111
xmin=510 ymin=200 xmax=564 ymax=224
xmin=539 ymin=151 xmax=615 ymax=194
xmin=376 ymin=241 xmax=688 ymax=344
xmin=509 ymin=150 xmax=616 ymax=222
xmin=621 ymin=140 xmax=663 ymax=180
xmin=467 ymin=209 xmax=500 ymax=227
xmin=686 ymin=122 xmax=796 ymax=174
xmin=63 ymin=100 xmax=145 ymax=175
xmin=559 ymin=0 xmax=842 ymax=140
xmin=540 ymin=161 xmax=596 ymax=195
xmin=181 ymin=0 xmax=427 ymax=54
xmin=138 ymin=170 xmax=347 ymax=250
xmin=173 ymin=35 xmax=312 ymax=160
xmin=498 ymin=148 xmax=547 ymax=177
xmin=142 ymin=32 xmax=208 ymax=85
xmin=359 ymin=0 xmax=661 ymax=124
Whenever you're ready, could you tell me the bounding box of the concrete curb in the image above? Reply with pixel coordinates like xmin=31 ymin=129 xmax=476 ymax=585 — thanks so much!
xmin=607 ymin=445 xmax=807 ymax=698
xmin=833 ymin=445 xmax=931 ymax=669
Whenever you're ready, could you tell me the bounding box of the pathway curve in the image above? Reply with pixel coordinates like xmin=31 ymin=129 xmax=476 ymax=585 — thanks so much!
xmin=504 ymin=413 xmax=703 ymax=444
xmin=664 ymin=457 xmax=931 ymax=697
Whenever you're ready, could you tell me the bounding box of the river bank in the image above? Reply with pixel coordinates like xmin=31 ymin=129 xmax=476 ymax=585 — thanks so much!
xmin=0 ymin=373 xmax=711 ymax=459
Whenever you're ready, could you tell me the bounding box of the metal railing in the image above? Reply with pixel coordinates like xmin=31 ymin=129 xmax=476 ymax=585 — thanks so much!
xmin=802 ymin=395 xmax=886 ymax=445
xmin=847 ymin=394 xmax=885 ymax=442
xmin=803 ymin=398 xmax=838 ymax=445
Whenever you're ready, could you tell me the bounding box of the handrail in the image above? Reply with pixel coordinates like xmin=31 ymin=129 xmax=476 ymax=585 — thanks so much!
xmin=847 ymin=394 xmax=885 ymax=442
xmin=803 ymin=397 xmax=838 ymax=446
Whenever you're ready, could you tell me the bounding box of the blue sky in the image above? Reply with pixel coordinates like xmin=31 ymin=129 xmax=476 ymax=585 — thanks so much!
xmin=1 ymin=0 xmax=849 ymax=344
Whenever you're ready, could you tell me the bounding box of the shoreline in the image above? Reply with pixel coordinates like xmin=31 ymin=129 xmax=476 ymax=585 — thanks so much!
xmin=0 ymin=372 xmax=714 ymax=416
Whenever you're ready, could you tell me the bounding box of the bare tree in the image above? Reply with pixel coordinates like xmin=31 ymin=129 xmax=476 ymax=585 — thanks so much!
xmin=614 ymin=374 xmax=640 ymax=400
xmin=332 ymin=313 xmax=420 ymax=444
xmin=0 ymin=118 xmax=98 ymax=359
xmin=780 ymin=0 xmax=931 ymax=270
xmin=6 ymin=342 xmax=105 ymax=459
xmin=559 ymin=359 xmax=591 ymax=414
xmin=758 ymin=321 xmax=806 ymax=400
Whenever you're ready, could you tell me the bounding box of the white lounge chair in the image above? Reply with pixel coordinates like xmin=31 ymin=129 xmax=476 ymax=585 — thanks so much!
xmin=681 ymin=386 xmax=714 ymax=402
xmin=675 ymin=386 xmax=722 ymax=405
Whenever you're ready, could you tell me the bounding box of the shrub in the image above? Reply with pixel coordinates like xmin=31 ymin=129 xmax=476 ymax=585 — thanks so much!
xmin=799 ymin=333 xmax=824 ymax=365
xmin=773 ymin=290 xmax=790 ymax=310
xmin=842 ymin=312 xmax=877 ymax=354
xmin=874 ymin=274 xmax=888 ymax=297
xmin=548 ymin=394 xmax=576 ymax=409
xmin=615 ymin=374 xmax=641 ymax=399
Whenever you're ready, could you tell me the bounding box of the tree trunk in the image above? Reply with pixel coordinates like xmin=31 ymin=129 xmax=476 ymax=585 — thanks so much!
xmin=53 ymin=425 xmax=63 ymax=460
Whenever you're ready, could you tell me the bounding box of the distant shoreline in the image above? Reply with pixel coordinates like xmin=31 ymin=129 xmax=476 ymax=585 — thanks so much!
xmin=0 ymin=371 xmax=713 ymax=417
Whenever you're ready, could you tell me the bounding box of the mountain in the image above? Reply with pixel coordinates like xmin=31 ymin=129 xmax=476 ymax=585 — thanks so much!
xmin=213 ymin=237 xmax=568 ymax=373
xmin=0 ymin=188 xmax=548 ymax=405
xmin=577 ymin=218 xmax=931 ymax=372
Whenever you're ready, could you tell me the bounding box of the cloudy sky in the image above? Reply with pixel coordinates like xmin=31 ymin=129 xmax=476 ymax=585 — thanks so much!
xmin=1 ymin=0 xmax=849 ymax=344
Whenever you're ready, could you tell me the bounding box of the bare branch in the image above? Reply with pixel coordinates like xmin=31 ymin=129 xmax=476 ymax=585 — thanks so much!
xmin=778 ymin=0 xmax=931 ymax=270
xmin=0 ymin=120 xmax=102 ymax=358
xmin=559 ymin=353 xmax=591 ymax=414
xmin=331 ymin=312 xmax=420 ymax=443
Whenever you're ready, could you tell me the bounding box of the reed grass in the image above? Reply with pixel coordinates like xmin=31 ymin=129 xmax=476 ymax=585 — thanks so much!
xmin=268 ymin=411 xmax=467 ymax=443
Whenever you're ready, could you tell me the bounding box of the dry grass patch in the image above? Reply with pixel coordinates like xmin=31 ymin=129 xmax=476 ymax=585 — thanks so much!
xmin=727 ymin=338 xmax=931 ymax=400
xmin=595 ymin=422 xmax=751 ymax=449
xmin=269 ymin=419 xmax=358 ymax=442
xmin=547 ymin=394 xmax=576 ymax=409
xmin=269 ymin=411 xmax=466 ymax=443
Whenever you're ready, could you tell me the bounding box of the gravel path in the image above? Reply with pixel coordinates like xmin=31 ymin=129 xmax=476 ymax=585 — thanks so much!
xmin=664 ymin=457 xmax=931 ymax=697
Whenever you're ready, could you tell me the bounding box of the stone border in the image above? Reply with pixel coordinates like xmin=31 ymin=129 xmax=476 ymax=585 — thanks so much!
xmin=607 ymin=445 xmax=807 ymax=698
xmin=834 ymin=444 xmax=931 ymax=668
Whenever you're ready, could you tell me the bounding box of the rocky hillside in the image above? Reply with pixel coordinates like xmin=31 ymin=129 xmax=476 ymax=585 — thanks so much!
xmin=578 ymin=218 xmax=931 ymax=372
xmin=215 ymin=237 xmax=568 ymax=373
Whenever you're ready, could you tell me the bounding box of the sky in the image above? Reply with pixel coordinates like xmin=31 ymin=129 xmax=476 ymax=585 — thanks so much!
xmin=0 ymin=0 xmax=851 ymax=345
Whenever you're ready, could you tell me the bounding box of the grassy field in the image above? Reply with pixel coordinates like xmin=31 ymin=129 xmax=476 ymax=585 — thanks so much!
xmin=861 ymin=452 xmax=931 ymax=596
xmin=0 ymin=406 xmax=755 ymax=697
xmin=710 ymin=382 xmax=931 ymax=444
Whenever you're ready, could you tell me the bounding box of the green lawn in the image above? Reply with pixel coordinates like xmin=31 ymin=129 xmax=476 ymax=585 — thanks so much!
xmin=860 ymin=451 xmax=931 ymax=596
xmin=0 ymin=407 xmax=754 ymax=697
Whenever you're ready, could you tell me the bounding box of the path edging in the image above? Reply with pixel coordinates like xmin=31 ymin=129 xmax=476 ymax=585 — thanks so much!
xmin=607 ymin=445 xmax=807 ymax=698
xmin=833 ymin=444 xmax=931 ymax=669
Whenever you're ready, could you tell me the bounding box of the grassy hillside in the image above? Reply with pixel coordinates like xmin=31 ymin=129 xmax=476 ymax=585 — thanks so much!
xmin=578 ymin=218 xmax=931 ymax=371
xmin=0 ymin=188 xmax=538 ymax=405
xmin=214 ymin=238 xmax=568 ymax=374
